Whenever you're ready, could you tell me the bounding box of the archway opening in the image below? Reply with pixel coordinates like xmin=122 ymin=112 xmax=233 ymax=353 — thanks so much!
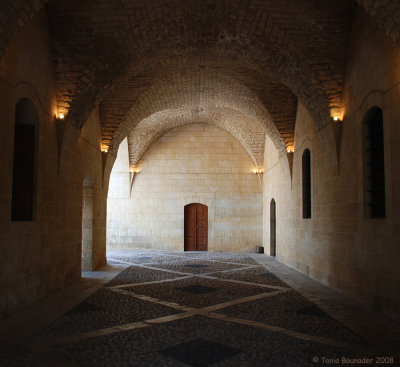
xmin=106 ymin=124 xmax=263 ymax=252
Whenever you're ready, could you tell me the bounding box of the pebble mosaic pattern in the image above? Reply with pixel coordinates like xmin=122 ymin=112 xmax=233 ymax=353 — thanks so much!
xmin=213 ymin=266 xmax=290 ymax=287
xmin=105 ymin=266 xmax=186 ymax=287
xmin=220 ymin=291 xmax=365 ymax=344
xmin=124 ymin=276 xmax=275 ymax=309
xmin=57 ymin=316 xmax=377 ymax=367
xmin=0 ymin=348 xmax=46 ymax=367
xmin=4 ymin=251 xmax=397 ymax=366
xmin=37 ymin=288 xmax=183 ymax=339
xmin=139 ymin=259 xmax=250 ymax=275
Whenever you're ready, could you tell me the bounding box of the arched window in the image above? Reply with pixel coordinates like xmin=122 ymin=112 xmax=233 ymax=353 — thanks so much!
xmin=302 ymin=149 xmax=311 ymax=219
xmin=11 ymin=98 xmax=38 ymax=221
xmin=363 ymin=107 xmax=385 ymax=218
xmin=270 ymin=199 xmax=276 ymax=256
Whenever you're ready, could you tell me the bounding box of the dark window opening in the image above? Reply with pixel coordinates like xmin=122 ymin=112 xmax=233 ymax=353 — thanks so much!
xmin=11 ymin=98 xmax=38 ymax=221
xmin=364 ymin=107 xmax=385 ymax=218
xmin=302 ymin=149 xmax=311 ymax=219
xmin=270 ymin=198 xmax=276 ymax=256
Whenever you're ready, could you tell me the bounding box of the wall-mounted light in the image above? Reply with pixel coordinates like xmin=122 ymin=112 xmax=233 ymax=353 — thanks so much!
xmin=101 ymin=143 xmax=109 ymax=153
xmin=286 ymin=147 xmax=294 ymax=153
xmin=330 ymin=104 xmax=345 ymax=122
xmin=129 ymin=166 xmax=141 ymax=173
xmin=253 ymin=168 xmax=263 ymax=174
xmin=59 ymin=113 xmax=65 ymax=120
xmin=332 ymin=116 xmax=342 ymax=122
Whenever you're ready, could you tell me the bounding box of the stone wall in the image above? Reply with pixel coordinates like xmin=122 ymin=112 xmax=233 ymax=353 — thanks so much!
xmin=107 ymin=124 xmax=263 ymax=252
xmin=262 ymin=8 xmax=400 ymax=321
xmin=0 ymin=10 xmax=106 ymax=317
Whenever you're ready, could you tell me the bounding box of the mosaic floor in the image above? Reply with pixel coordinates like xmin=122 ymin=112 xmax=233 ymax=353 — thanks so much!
xmin=1 ymin=251 xmax=399 ymax=367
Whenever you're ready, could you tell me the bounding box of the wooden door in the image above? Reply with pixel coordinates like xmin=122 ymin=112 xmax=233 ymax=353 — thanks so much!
xmin=184 ymin=203 xmax=208 ymax=251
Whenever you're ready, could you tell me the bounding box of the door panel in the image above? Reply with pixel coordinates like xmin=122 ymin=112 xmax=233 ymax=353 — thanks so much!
xmin=184 ymin=204 xmax=197 ymax=251
xmin=196 ymin=204 xmax=208 ymax=251
xmin=184 ymin=203 xmax=208 ymax=251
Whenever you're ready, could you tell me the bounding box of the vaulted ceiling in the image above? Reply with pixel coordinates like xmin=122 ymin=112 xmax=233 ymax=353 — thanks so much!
xmin=1 ymin=0 xmax=399 ymax=169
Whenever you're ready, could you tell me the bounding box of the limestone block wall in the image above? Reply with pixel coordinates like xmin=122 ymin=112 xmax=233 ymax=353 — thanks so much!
xmin=263 ymin=8 xmax=400 ymax=321
xmin=107 ymin=124 xmax=263 ymax=252
xmin=0 ymin=11 xmax=107 ymax=318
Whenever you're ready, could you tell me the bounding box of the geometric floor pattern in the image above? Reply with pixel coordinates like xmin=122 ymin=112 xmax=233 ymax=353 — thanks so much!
xmin=1 ymin=251 xmax=399 ymax=366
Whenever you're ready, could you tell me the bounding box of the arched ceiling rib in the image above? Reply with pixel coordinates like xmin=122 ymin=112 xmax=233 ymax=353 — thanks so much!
xmin=0 ymin=0 xmax=48 ymax=61
xmin=104 ymin=69 xmax=292 ymax=160
xmin=127 ymin=108 xmax=267 ymax=170
xmin=44 ymin=0 xmax=356 ymax=139
xmin=100 ymin=56 xmax=298 ymax=154
xmin=2 ymin=1 xmax=400 ymax=65
xmin=355 ymin=0 xmax=400 ymax=46
xmin=2 ymin=0 xmax=400 ymax=160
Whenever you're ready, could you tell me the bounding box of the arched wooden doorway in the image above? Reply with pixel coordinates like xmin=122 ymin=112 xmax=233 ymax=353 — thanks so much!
xmin=184 ymin=203 xmax=208 ymax=251
xmin=270 ymin=199 xmax=276 ymax=257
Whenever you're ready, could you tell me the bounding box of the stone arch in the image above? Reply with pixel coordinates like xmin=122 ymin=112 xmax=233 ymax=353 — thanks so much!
xmin=126 ymin=108 xmax=267 ymax=171
xmin=0 ymin=0 xmax=48 ymax=61
xmin=46 ymin=0 xmax=355 ymax=136
xmin=108 ymin=70 xmax=278 ymax=162
xmin=355 ymin=0 xmax=400 ymax=48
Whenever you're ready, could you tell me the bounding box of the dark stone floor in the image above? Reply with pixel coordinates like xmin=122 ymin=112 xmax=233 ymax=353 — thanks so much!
xmin=1 ymin=251 xmax=399 ymax=367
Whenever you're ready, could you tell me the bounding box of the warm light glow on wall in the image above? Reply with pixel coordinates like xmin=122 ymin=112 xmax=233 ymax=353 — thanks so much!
xmin=252 ymin=168 xmax=263 ymax=174
xmin=286 ymin=146 xmax=294 ymax=153
xmin=56 ymin=108 xmax=68 ymax=120
xmin=101 ymin=144 xmax=109 ymax=153
xmin=331 ymin=108 xmax=344 ymax=122
xmin=332 ymin=115 xmax=343 ymax=123
xmin=130 ymin=166 xmax=141 ymax=173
